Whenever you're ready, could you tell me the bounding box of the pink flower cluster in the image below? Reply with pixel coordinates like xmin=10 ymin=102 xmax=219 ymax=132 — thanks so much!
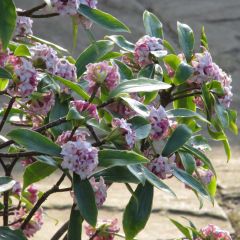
xmin=56 ymin=129 xmax=89 ymax=145
xmin=148 ymin=106 xmax=170 ymax=141
xmin=29 ymin=91 xmax=55 ymax=115
xmin=196 ymin=224 xmax=232 ymax=240
xmin=111 ymin=118 xmax=136 ymax=149
xmin=27 ymin=185 xmax=39 ymax=204
xmin=147 ymin=154 xmax=176 ymax=179
xmin=10 ymin=57 xmax=38 ymax=97
xmin=70 ymin=100 xmax=99 ymax=120
xmin=85 ymin=61 xmax=120 ymax=94
xmin=55 ymin=58 xmax=77 ymax=82
xmin=14 ymin=12 xmax=33 ymax=38
xmin=61 ymin=138 xmax=98 ymax=179
xmin=90 ymin=177 xmax=108 ymax=207
xmin=85 ymin=218 xmax=120 ymax=240
xmin=50 ymin=0 xmax=98 ymax=15
xmin=11 ymin=208 xmax=43 ymax=238
xmin=191 ymin=51 xmax=232 ymax=108
xmin=194 ymin=169 xmax=214 ymax=185
xmin=134 ymin=35 xmax=165 ymax=67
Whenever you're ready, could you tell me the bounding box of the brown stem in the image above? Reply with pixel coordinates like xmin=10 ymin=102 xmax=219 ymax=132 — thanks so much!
xmin=21 ymin=174 xmax=66 ymax=230
xmin=27 ymin=13 xmax=60 ymax=18
xmin=97 ymin=99 xmax=114 ymax=109
xmin=17 ymin=3 xmax=47 ymax=16
xmin=88 ymin=84 xmax=99 ymax=103
xmin=86 ymin=124 xmax=101 ymax=145
xmin=0 ymin=151 xmax=43 ymax=158
xmin=170 ymin=91 xmax=202 ymax=102
xmin=0 ymin=117 xmax=67 ymax=150
xmin=51 ymin=220 xmax=69 ymax=240
xmin=0 ymin=97 xmax=15 ymax=132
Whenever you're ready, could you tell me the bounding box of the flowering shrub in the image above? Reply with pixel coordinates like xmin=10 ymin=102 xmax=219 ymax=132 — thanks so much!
xmin=0 ymin=0 xmax=237 ymax=240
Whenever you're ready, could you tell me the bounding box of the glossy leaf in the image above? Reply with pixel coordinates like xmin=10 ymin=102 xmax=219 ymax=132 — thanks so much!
xmin=14 ymin=45 xmax=31 ymax=57
xmin=143 ymin=10 xmax=163 ymax=38
xmin=0 ymin=68 xmax=12 ymax=80
xmin=106 ymin=35 xmax=135 ymax=52
xmin=76 ymin=40 xmax=114 ymax=77
xmin=0 ymin=0 xmax=16 ymax=49
xmin=98 ymin=150 xmax=149 ymax=167
xmin=0 ymin=79 xmax=9 ymax=91
xmin=23 ymin=162 xmax=57 ymax=189
xmin=177 ymin=22 xmax=194 ymax=62
xmin=163 ymin=54 xmax=181 ymax=71
xmin=123 ymin=182 xmax=153 ymax=240
xmin=0 ymin=177 xmax=16 ymax=193
xmin=162 ymin=125 xmax=192 ymax=157
xmin=178 ymin=151 xmax=196 ymax=174
xmin=174 ymin=62 xmax=193 ymax=85
xmin=8 ymin=128 xmax=61 ymax=156
xmin=68 ymin=207 xmax=83 ymax=240
xmin=170 ymin=219 xmax=192 ymax=240
xmin=0 ymin=227 xmax=27 ymax=240
xmin=114 ymin=60 xmax=133 ymax=80
xmin=109 ymin=78 xmax=171 ymax=98
xmin=128 ymin=116 xmax=151 ymax=140
xmin=78 ymin=5 xmax=130 ymax=32
xmin=73 ymin=174 xmax=97 ymax=226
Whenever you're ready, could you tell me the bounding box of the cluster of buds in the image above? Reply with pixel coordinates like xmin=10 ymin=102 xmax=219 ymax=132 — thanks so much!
xmin=110 ymin=118 xmax=136 ymax=149
xmin=60 ymin=131 xmax=99 ymax=179
xmin=56 ymin=129 xmax=89 ymax=145
xmin=148 ymin=106 xmax=170 ymax=141
xmin=134 ymin=35 xmax=166 ymax=67
xmin=147 ymin=154 xmax=176 ymax=180
xmin=194 ymin=168 xmax=214 ymax=186
xmin=85 ymin=219 xmax=120 ymax=240
xmin=14 ymin=11 xmax=33 ymax=38
xmin=85 ymin=61 xmax=120 ymax=94
xmin=196 ymin=224 xmax=232 ymax=240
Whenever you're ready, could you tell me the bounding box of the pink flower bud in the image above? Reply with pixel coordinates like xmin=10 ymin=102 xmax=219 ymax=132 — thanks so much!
xmin=56 ymin=130 xmax=89 ymax=145
xmin=14 ymin=12 xmax=33 ymax=38
xmin=12 ymin=181 xmax=22 ymax=196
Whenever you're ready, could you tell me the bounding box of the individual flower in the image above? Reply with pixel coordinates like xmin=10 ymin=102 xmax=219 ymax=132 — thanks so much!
xmin=196 ymin=224 xmax=232 ymax=240
xmin=12 ymin=181 xmax=22 ymax=196
xmin=56 ymin=130 xmax=89 ymax=145
xmin=50 ymin=0 xmax=79 ymax=15
xmin=147 ymin=154 xmax=176 ymax=179
xmin=111 ymin=118 xmax=136 ymax=149
xmin=27 ymin=185 xmax=39 ymax=204
xmin=70 ymin=100 xmax=99 ymax=120
xmin=54 ymin=58 xmax=77 ymax=82
xmin=148 ymin=105 xmax=170 ymax=141
xmin=31 ymin=43 xmax=59 ymax=73
xmin=11 ymin=207 xmax=43 ymax=238
xmin=9 ymin=58 xmax=38 ymax=97
xmin=14 ymin=13 xmax=33 ymax=37
xmin=89 ymin=177 xmax=107 ymax=208
xmin=84 ymin=61 xmax=120 ymax=94
xmin=134 ymin=35 xmax=165 ymax=67
xmin=61 ymin=140 xmax=98 ymax=179
xmin=80 ymin=0 xmax=98 ymax=8
xmin=21 ymin=158 xmax=34 ymax=167
xmin=85 ymin=219 xmax=120 ymax=240
xmin=195 ymin=169 xmax=214 ymax=185
xmin=28 ymin=91 xmax=55 ymax=115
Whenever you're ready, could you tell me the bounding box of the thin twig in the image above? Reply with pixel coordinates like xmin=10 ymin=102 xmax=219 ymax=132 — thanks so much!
xmin=0 ymin=158 xmax=7 ymax=172
xmin=17 ymin=3 xmax=47 ymax=16
xmin=86 ymin=124 xmax=101 ymax=145
xmin=27 ymin=13 xmax=60 ymax=18
xmin=0 ymin=97 xmax=15 ymax=132
xmin=97 ymin=99 xmax=114 ymax=109
xmin=51 ymin=220 xmax=69 ymax=240
xmin=170 ymin=91 xmax=202 ymax=102
xmin=88 ymin=84 xmax=100 ymax=103
xmin=21 ymin=174 xmax=66 ymax=230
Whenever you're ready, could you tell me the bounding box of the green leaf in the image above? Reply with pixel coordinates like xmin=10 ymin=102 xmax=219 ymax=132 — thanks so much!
xmin=0 ymin=0 xmax=16 ymax=50
xmin=93 ymin=166 xmax=141 ymax=184
xmin=121 ymin=97 xmax=149 ymax=117
xmin=29 ymin=35 xmax=68 ymax=53
xmin=215 ymin=103 xmax=229 ymax=128
xmin=127 ymin=164 xmax=146 ymax=185
xmin=173 ymin=167 xmax=210 ymax=200
xmin=142 ymin=167 xmax=176 ymax=196
xmin=98 ymin=52 xmax=122 ymax=61
xmin=66 ymin=107 xmax=84 ymax=121
xmin=109 ymin=78 xmax=171 ymax=98
xmin=227 ymin=109 xmax=238 ymax=135
xmin=167 ymin=108 xmax=210 ymax=124
xmin=123 ymin=182 xmax=153 ymax=240
xmin=0 ymin=177 xmax=16 ymax=193
xmin=78 ymin=5 xmax=130 ymax=32
xmin=68 ymin=207 xmax=83 ymax=240
xmin=223 ymin=139 xmax=231 ymax=161
xmin=106 ymin=35 xmax=135 ymax=52
xmin=162 ymin=125 xmax=192 ymax=157
xmin=128 ymin=116 xmax=151 ymax=140
xmin=174 ymin=62 xmax=193 ymax=85
xmin=201 ymin=26 xmax=209 ymax=50
xmin=23 ymin=161 xmax=57 ymax=189
xmin=188 ymin=135 xmax=211 ymax=151
xmin=53 ymin=75 xmax=90 ymax=100
xmin=0 ymin=79 xmax=9 ymax=91
xmin=0 ymin=68 xmax=12 ymax=80
xmin=76 ymin=40 xmax=114 ymax=77
xmin=7 ymin=128 xmax=61 ymax=156
xmin=138 ymin=64 xmax=155 ymax=78
xmin=0 ymin=227 xmax=27 ymax=240
xmin=113 ymin=60 xmax=133 ymax=80
xmin=34 ymin=155 xmax=58 ymax=167
xmin=178 ymin=151 xmax=196 ymax=174
xmin=73 ymin=174 xmax=97 ymax=226
xmin=14 ymin=45 xmax=31 ymax=57
xmin=163 ymin=54 xmax=181 ymax=71
xmin=143 ymin=10 xmax=163 ymax=39
xmin=86 ymin=119 xmax=111 ymax=134
xmin=208 ymin=175 xmax=217 ymax=197
xmin=177 ymin=22 xmax=194 ymax=62
xmin=98 ymin=150 xmax=149 ymax=167
xmin=182 ymin=145 xmax=216 ymax=176
xmin=170 ymin=219 xmax=192 ymax=240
